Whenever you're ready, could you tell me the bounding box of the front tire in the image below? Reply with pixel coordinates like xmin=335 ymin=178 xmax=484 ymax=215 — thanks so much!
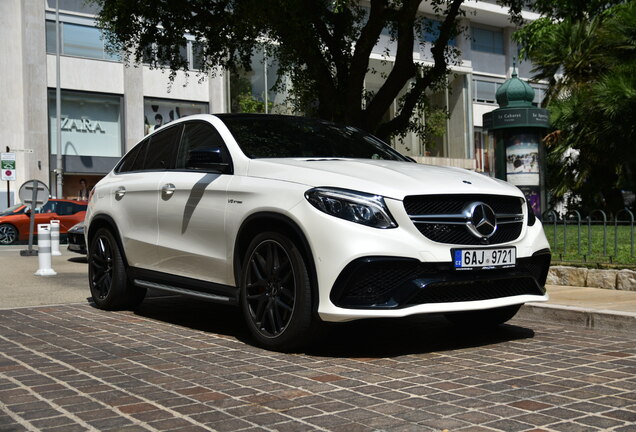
xmin=240 ymin=232 xmax=313 ymax=351
xmin=88 ymin=228 xmax=145 ymax=310
xmin=0 ymin=224 xmax=18 ymax=245
xmin=444 ymin=304 xmax=522 ymax=327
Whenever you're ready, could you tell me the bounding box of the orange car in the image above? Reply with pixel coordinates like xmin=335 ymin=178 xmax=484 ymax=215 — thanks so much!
xmin=0 ymin=199 xmax=87 ymax=245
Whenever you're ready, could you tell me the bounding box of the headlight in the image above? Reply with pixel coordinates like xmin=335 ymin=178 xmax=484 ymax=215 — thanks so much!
xmin=305 ymin=187 xmax=397 ymax=229
xmin=68 ymin=222 xmax=85 ymax=234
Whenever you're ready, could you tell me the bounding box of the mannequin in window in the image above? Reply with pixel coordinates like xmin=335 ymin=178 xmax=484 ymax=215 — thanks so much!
xmin=78 ymin=178 xmax=89 ymax=201
xmin=150 ymin=113 xmax=163 ymax=132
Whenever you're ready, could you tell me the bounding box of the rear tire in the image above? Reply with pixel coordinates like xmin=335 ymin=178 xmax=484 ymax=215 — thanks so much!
xmin=240 ymin=231 xmax=314 ymax=351
xmin=444 ymin=304 xmax=522 ymax=327
xmin=0 ymin=224 xmax=18 ymax=245
xmin=88 ymin=228 xmax=146 ymax=310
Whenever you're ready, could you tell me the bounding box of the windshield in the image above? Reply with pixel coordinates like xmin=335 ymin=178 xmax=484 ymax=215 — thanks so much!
xmin=219 ymin=115 xmax=411 ymax=161
xmin=0 ymin=204 xmax=25 ymax=216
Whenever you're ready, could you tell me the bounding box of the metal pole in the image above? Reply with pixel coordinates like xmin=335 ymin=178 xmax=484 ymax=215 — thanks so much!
xmin=55 ymin=0 xmax=63 ymax=198
xmin=263 ymin=47 xmax=268 ymax=114
xmin=27 ymin=180 xmax=37 ymax=254
xmin=5 ymin=146 xmax=9 ymax=207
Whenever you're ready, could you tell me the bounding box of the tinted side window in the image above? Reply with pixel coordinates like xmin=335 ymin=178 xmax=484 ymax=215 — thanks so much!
xmin=144 ymin=125 xmax=182 ymax=170
xmin=39 ymin=201 xmax=57 ymax=213
xmin=116 ymin=141 xmax=144 ymax=173
xmin=56 ymin=202 xmax=76 ymax=216
xmin=72 ymin=203 xmax=87 ymax=214
xmin=176 ymin=121 xmax=232 ymax=171
xmin=130 ymin=139 xmax=150 ymax=172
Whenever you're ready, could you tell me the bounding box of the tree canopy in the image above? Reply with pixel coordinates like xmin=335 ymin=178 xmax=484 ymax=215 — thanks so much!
xmin=514 ymin=0 xmax=636 ymax=211
xmin=93 ymin=0 xmax=499 ymax=142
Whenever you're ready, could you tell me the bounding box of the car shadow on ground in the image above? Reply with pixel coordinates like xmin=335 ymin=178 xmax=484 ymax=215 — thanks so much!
xmin=126 ymin=292 xmax=535 ymax=358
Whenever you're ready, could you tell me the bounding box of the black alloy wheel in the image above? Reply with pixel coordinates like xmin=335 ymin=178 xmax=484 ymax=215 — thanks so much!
xmin=89 ymin=228 xmax=145 ymax=310
xmin=240 ymin=232 xmax=313 ymax=351
xmin=0 ymin=224 xmax=18 ymax=245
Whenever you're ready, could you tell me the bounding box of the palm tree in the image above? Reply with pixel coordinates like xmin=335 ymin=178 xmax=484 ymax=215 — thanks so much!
xmin=516 ymin=0 xmax=636 ymax=211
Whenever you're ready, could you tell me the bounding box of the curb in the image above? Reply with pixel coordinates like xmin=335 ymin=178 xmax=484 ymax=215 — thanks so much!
xmin=518 ymin=302 xmax=636 ymax=334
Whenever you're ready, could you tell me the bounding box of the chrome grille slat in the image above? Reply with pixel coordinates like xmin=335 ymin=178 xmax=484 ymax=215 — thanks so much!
xmin=404 ymin=194 xmax=524 ymax=245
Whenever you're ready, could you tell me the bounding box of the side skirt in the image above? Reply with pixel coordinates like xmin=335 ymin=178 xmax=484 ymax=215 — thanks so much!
xmin=129 ymin=267 xmax=239 ymax=305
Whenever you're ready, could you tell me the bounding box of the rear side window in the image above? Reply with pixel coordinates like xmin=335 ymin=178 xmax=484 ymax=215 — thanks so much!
xmin=144 ymin=125 xmax=182 ymax=170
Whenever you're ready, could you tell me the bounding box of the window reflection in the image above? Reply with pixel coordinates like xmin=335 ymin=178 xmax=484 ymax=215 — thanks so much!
xmin=45 ymin=20 xmax=121 ymax=61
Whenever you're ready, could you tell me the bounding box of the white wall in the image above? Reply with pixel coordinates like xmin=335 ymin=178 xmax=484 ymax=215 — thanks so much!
xmin=473 ymin=103 xmax=496 ymax=128
xmin=0 ymin=0 xmax=26 ymax=206
xmin=47 ymin=55 xmax=124 ymax=94
xmin=143 ymin=67 xmax=209 ymax=102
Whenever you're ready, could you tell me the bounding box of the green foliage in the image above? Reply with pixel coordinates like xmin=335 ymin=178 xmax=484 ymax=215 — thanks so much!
xmin=501 ymin=0 xmax=625 ymax=24
xmin=91 ymin=0 xmax=479 ymax=142
xmin=229 ymin=73 xmax=272 ymax=113
xmin=544 ymin=224 xmax=635 ymax=266
xmin=514 ymin=0 xmax=636 ymax=212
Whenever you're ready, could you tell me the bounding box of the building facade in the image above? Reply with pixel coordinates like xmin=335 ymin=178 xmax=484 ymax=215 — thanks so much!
xmin=0 ymin=0 xmax=545 ymax=208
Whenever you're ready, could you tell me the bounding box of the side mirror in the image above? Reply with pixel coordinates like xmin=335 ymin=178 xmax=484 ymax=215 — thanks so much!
xmin=186 ymin=146 xmax=232 ymax=174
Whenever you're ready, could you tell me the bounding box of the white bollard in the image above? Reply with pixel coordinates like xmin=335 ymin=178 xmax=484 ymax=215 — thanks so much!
xmin=35 ymin=224 xmax=57 ymax=276
xmin=50 ymin=219 xmax=61 ymax=256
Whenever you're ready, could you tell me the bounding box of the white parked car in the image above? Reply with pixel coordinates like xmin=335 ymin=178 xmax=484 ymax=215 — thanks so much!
xmin=85 ymin=114 xmax=551 ymax=350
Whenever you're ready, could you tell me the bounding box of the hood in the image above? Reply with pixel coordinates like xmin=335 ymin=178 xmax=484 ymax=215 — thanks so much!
xmin=246 ymin=158 xmax=523 ymax=200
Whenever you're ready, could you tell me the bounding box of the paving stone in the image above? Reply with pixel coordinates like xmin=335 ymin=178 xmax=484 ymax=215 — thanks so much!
xmin=0 ymin=302 xmax=634 ymax=432
xmin=574 ymin=414 xmax=626 ymax=429
xmin=483 ymin=418 xmax=535 ymax=432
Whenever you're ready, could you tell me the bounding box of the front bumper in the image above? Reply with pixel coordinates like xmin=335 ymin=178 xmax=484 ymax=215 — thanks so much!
xmin=331 ymin=249 xmax=550 ymax=309
xmin=67 ymin=231 xmax=86 ymax=254
xmin=319 ymin=249 xmax=550 ymax=322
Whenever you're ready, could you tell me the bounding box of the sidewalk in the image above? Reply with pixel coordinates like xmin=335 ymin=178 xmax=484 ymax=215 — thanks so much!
xmin=1 ymin=245 xmax=635 ymax=333
xmin=0 ymin=246 xmax=89 ymax=309
xmin=518 ymin=284 xmax=636 ymax=333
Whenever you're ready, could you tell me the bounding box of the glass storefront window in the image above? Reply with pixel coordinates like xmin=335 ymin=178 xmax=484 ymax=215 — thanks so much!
xmin=144 ymin=98 xmax=209 ymax=136
xmin=48 ymin=90 xmax=123 ymax=157
xmin=475 ymin=128 xmax=495 ymax=176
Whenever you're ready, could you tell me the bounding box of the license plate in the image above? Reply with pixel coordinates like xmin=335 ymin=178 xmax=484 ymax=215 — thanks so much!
xmin=453 ymin=247 xmax=516 ymax=270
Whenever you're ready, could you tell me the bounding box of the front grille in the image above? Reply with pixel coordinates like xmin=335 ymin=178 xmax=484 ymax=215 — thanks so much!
xmin=404 ymin=194 xmax=524 ymax=245
xmin=416 ymin=223 xmax=522 ymax=245
xmin=405 ymin=277 xmax=541 ymax=306
xmin=330 ymin=251 xmax=551 ymax=309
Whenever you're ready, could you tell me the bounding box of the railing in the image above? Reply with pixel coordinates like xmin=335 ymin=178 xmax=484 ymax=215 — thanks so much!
xmin=541 ymin=208 xmax=635 ymax=265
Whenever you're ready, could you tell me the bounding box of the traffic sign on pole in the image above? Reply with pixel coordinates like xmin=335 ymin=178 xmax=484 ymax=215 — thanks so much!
xmin=1 ymin=153 xmax=16 ymax=181
xmin=19 ymin=180 xmax=50 ymax=257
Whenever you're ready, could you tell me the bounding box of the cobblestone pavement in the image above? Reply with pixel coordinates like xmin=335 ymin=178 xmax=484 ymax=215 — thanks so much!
xmin=0 ymin=295 xmax=634 ymax=432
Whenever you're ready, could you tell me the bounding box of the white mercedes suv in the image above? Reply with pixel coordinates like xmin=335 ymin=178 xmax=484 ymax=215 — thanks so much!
xmin=85 ymin=114 xmax=551 ymax=350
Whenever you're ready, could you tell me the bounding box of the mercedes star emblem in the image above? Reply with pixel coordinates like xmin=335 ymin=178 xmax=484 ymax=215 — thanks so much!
xmin=466 ymin=202 xmax=497 ymax=239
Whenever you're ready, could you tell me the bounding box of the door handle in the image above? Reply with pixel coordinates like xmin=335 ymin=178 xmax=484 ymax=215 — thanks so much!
xmin=161 ymin=183 xmax=176 ymax=201
xmin=114 ymin=186 xmax=126 ymax=201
